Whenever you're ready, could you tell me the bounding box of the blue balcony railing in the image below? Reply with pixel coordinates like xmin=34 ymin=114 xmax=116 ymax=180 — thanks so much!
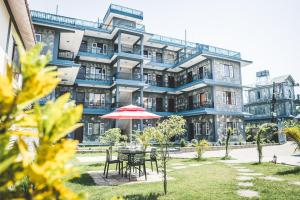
xmin=31 ymin=10 xmax=145 ymax=33
xmin=79 ymin=46 xmax=114 ymax=58
xmin=114 ymin=72 xmax=141 ymax=81
xmin=77 ymin=72 xmax=113 ymax=83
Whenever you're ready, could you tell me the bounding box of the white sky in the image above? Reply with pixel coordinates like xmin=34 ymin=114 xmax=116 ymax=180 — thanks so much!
xmin=28 ymin=0 xmax=300 ymax=93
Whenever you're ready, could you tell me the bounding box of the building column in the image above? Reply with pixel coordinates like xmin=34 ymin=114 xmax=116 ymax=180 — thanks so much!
xmin=140 ymin=35 xmax=144 ymax=56
xmin=140 ymin=87 xmax=144 ymax=131
xmin=53 ymin=31 xmax=60 ymax=61
xmin=118 ymin=31 xmax=121 ymax=53
xmin=140 ymin=36 xmax=144 ymax=82
xmin=116 ymin=86 xmax=120 ymax=107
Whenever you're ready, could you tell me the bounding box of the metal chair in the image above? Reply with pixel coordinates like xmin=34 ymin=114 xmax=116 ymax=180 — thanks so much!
xmin=118 ymin=151 xmax=128 ymax=176
xmin=145 ymin=148 xmax=159 ymax=173
xmin=103 ymin=149 xmax=119 ymax=178
xmin=126 ymin=153 xmax=147 ymax=181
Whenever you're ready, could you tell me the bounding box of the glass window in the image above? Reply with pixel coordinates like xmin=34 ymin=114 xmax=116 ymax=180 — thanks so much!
xmin=93 ymin=123 xmax=99 ymax=135
xmin=100 ymin=123 xmax=105 ymax=135
xmin=35 ymin=33 xmax=42 ymax=42
xmin=195 ymin=123 xmax=201 ymax=136
xmin=223 ymin=64 xmax=234 ymax=78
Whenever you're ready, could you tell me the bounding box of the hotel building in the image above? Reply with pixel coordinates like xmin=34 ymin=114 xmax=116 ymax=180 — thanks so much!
xmin=30 ymin=4 xmax=252 ymax=144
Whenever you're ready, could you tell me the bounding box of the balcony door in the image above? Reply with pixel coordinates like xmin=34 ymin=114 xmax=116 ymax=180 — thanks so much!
xmin=168 ymin=98 xmax=175 ymax=112
xmin=168 ymin=76 xmax=175 ymax=88
xmin=187 ymin=71 xmax=193 ymax=83
xmin=199 ymin=67 xmax=204 ymax=79
xmin=74 ymin=126 xmax=83 ymax=143
xmin=77 ymin=66 xmax=86 ymax=79
xmin=188 ymin=96 xmax=193 ymax=110
xmin=188 ymin=123 xmax=195 ymax=140
xmin=156 ymin=75 xmax=163 ymax=87
xmin=199 ymin=92 xmax=207 ymax=106
xmin=156 ymin=98 xmax=163 ymax=112
xmin=80 ymin=40 xmax=87 ymax=52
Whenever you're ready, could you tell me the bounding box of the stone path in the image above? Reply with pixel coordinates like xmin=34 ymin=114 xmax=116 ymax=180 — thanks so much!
xmin=170 ymin=161 xmax=213 ymax=170
xmin=237 ymin=190 xmax=259 ymax=198
xmin=260 ymin=176 xmax=284 ymax=181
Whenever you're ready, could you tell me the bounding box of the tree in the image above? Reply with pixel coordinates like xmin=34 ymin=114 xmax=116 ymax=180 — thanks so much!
xmin=137 ymin=127 xmax=153 ymax=150
xmin=100 ymin=128 xmax=127 ymax=150
xmin=0 ymin=44 xmax=85 ymax=199
xmin=256 ymin=123 xmax=278 ymax=164
xmin=150 ymin=115 xmax=186 ymax=195
xmin=284 ymin=126 xmax=300 ymax=152
xmin=195 ymin=139 xmax=209 ymax=160
xmin=224 ymin=127 xmax=234 ymax=158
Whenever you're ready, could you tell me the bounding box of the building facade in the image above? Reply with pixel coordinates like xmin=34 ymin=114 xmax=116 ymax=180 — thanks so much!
xmin=0 ymin=0 xmax=35 ymax=81
xmin=244 ymin=70 xmax=297 ymax=125
xmin=30 ymin=4 xmax=251 ymax=144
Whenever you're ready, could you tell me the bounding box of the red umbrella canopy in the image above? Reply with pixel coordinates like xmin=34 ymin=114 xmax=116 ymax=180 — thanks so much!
xmin=101 ymin=105 xmax=161 ymax=119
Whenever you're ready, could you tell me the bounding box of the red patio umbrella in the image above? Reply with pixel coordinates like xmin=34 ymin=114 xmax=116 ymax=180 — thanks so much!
xmin=101 ymin=105 xmax=161 ymax=142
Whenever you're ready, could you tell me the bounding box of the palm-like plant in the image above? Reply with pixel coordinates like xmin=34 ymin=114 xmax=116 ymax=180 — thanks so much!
xmin=195 ymin=139 xmax=209 ymax=160
xmin=224 ymin=128 xmax=234 ymax=158
xmin=284 ymin=127 xmax=300 ymax=152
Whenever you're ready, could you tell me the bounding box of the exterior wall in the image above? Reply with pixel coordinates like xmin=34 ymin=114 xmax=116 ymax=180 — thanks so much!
xmin=78 ymin=61 xmax=113 ymax=79
xmin=215 ymin=115 xmax=244 ymax=143
xmin=212 ymin=59 xmax=241 ymax=84
xmin=214 ymin=86 xmax=243 ymax=112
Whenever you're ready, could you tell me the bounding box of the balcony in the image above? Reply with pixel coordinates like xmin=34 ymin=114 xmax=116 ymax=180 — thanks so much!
xmin=75 ymin=72 xmax=113 ymax=87
xmin=114 ymin=72 xmax=145 ymax=88
xmin=177 ymin=73 xmax=213 ymax=87
xmin=78 ymin=46 xmax=114 ymax=62
xmin=177 ymin=102 xmax=213 ymax=112
xmin=77 ymin=102 xmax=112 ymax=114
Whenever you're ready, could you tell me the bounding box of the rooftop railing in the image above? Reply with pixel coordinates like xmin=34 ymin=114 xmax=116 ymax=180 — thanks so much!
xmin=104 ymin=4 xmax=143 ymax=22
xmin=31 ymin=10 xmax=144 ymax=33
xmin=150 ymin=34 xmax=197 ymax=48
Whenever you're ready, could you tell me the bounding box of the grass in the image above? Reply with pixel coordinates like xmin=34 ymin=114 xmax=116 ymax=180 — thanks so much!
xmin=67 ymin=154 xmax=300 ymax=200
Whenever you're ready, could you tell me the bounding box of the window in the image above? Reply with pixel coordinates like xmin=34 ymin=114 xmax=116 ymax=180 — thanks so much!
xmin=87 ymin=123 xmax=93 ymax=135
xmin=202 ymin=122 xmax=210 ymax=135
xmin=103 ymin=44 xmax=107 ymax=54
xmin=87 ymin=93 xmax=105 ymax=107
xmin=100 ymin=123 xmax=105 ymax=135
xmin=223 ymin=64 xmax=234 ymax=78
xmin=143 ymin=97 xmax=153 ymax=109
xmin=198 ymin=92 xmax=208 ymax=105
xmin=93 ymin=123 xmax=99 ymax=135
xmin=35 ymin=33 xmax=42 ymax=42
xmin=288 ymin=90 xmax=292 ymax=98
xmin=226 ymin=122 xmax=239 ymax=134
xmin=195 ymin=123 xmax=201 ymax=136
xmin=143 ymin=50 xmax=149 ymax=58
xmin=223 ymin=91 xmax=235 ymax=105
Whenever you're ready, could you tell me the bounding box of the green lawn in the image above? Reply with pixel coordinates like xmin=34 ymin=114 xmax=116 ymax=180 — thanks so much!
xmin=67 ymin=155 xmax=300 ymax=200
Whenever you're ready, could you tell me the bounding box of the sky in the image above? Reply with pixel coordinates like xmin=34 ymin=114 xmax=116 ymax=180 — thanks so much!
xmin=28 ymin=0 xmax=300 ymax=93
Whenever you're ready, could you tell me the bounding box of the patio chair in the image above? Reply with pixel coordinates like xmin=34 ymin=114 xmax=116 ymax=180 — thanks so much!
xmin=145 ymin=148 xmax=159 ymax=173
xmin=103 ymin=149 xmax=119 ymax=178
xmin=126 ymin=153 xmax=147 ymax=181
xmin=118 ymin=151 xmax=128 ymax=176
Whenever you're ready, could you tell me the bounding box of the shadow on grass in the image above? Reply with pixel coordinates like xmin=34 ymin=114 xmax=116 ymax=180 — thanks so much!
xmin=276 ymin=167 xmax=300 ymax=175
xmin=124 ymin=192 xmax=162 ymax=200
xmin=69 ymin=173 xmax=96 ymax=186
xmin=87 ymin=163 xmax=104 ymax=167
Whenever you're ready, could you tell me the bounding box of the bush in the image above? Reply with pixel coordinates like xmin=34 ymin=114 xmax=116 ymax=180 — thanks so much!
xmin=180 ymin=138 xmax=187 ymax=147
xmin=191 ymin=139 xmax=198 ymax=146
xmin=195 ymin=139 xmax=209 ymax=159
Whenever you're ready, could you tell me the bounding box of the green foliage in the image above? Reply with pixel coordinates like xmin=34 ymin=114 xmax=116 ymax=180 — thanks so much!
xmin=138 ymin=127 xmax=153 ymax=150
xmin=100 ymin=128 xmax=126 ymax=146
xmin=149 ymin=115 xmax=186 ymax=195
xmin=180 ymin=138 xmax=187 ymax=147
xmin=191 ymin=139 xmax=198 ymax=147
xmin=284 ymin=126 xmax=300 ymax=152
xmin=256 ymin=123 xmax=278 ymax=164
xmin=195 ymin=139 xmax=209 ymax=160
xmin=0 ymin=43 xmax=85 ymax=199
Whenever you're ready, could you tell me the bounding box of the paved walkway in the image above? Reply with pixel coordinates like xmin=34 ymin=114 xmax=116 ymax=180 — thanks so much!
xmin=171 ymin=142 xmax=300 ymax=166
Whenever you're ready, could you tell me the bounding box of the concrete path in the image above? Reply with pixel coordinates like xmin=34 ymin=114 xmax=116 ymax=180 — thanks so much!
xmin=171 ymin=142 xmax=300 ymax=166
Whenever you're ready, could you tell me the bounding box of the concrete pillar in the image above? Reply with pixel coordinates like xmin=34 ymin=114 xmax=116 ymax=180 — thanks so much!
xmin=140 ymin=35 xmax=144 ymax=56
xmin=116 ymin=86 xmax=120 ymax=107
xmin=118 ymin=31 xmax=121 ymax=53
xmin=140 ymin=88 xmax=144 ymax=131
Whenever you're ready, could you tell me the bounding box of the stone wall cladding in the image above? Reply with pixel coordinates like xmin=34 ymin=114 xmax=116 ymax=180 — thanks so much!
xmin=214 ymin=86 xmax=243 ymax=112
xmin=215 ymin=115 xmax=244 ymax=143
xmin=212 ymin=59 xmax=241 ymax=84
xmin=185 ymin=115 xmax=215 ymax=141
xmin=35 ymin=26 xmax=55 ymax=55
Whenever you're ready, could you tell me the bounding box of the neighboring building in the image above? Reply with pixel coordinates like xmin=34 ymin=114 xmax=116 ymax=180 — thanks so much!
xmin=0 ymin=0 xmax=35 ymax=82
xmin=244 ymin=70 xmax=297 ymax=125
xmin=30 ymin=4 xmax=251 ymax=144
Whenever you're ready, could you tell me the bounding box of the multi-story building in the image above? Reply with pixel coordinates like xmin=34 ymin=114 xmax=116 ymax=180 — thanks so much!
xmin=0 ymin=0 xmax=35 ymax=81
xmin=244 ymin=70 xmax=298 ymax=125
xmin=30 ymin=4 xmax=251 ymax=144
